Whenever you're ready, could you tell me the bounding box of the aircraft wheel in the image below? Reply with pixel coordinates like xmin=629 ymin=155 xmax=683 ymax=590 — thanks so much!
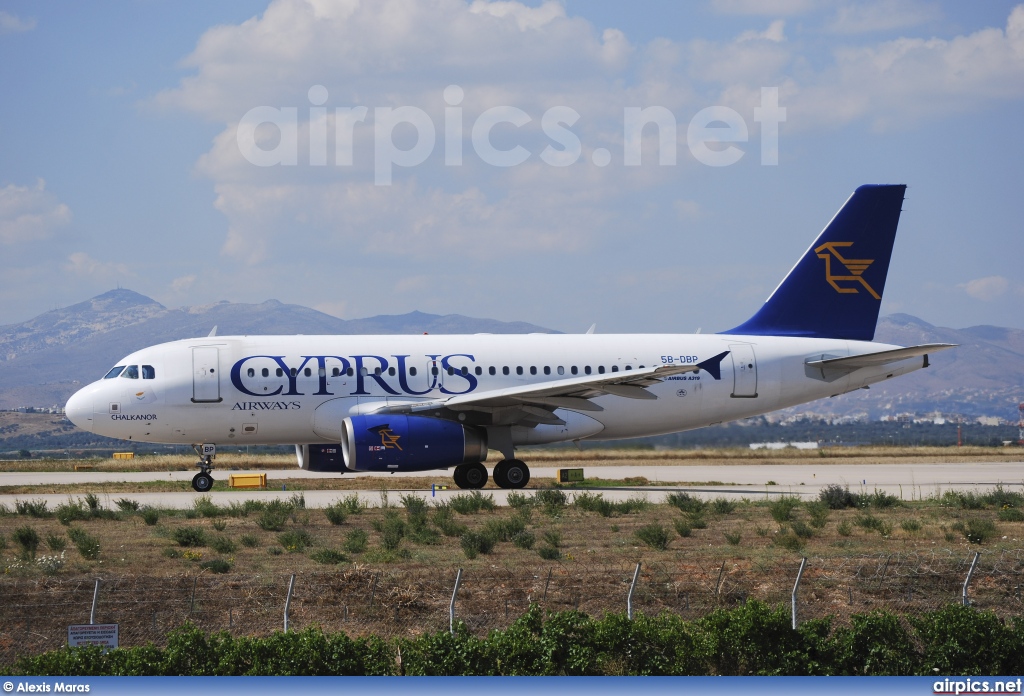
xmin=192 ymin=472 xmax=214 ymax=493
xmin=462 ymin=462 xmax=488 ymax=489
xmin=504 ymin=459 xmax=530 ymax=489
xmin=492 ymin=460 xmax=510 ymax=489
xmin=453 ymin=465 xmax=469 ymax=489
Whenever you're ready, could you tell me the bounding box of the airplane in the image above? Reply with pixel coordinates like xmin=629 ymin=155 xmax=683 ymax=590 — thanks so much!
xmin=64 ymin=184 xmax=954 ymax=493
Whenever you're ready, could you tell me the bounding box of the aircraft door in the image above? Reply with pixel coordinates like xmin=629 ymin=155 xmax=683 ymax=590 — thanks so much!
xmin=192 ymin=347 xmax=222 ymax=403
xmin=729 ymin=343 xmax=758 ymax=398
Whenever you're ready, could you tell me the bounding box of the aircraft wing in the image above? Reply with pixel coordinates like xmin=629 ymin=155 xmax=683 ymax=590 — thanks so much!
xmin=805 ymin=343 xmax=955 ymax=372
xmin=373 ymin=351 xmax=730 ymax=424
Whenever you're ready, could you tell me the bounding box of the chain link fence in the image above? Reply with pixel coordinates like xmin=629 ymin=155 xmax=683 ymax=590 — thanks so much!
xmin=2 ymin=550 xmax=1022 ymax=665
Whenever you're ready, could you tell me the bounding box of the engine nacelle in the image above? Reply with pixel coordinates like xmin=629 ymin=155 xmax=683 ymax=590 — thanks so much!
xmin=341 ymin=414 xmax=487 ymax=472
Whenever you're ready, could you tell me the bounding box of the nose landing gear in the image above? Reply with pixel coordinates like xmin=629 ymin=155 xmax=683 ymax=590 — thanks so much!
xmin=191 ymin=444 xmax=216 ymax=492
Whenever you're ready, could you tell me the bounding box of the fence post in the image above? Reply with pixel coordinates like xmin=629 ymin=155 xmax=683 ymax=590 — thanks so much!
xmin=284 ymin=574 xmax=296 ymax=632
xmin=188 ymin=577 xmax=198 ymax=617
xmin=962 ymin=552 xmax=980 ymax=607
xmin=791 ymin=557 xmax=807 ymax=630
xmin=449 ymin=568 xmax=463 ymax=636
xmin=89 ymin=579 xmax=100 ymax=624
xmin=627 ymin=563 xmax=641 ymax=620
xmin=542 ymin=568 xmax=552 ymax=601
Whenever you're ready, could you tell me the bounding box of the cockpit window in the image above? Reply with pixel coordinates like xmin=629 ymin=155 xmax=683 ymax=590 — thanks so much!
xmin=142 ymin=365 xmax=155 ymax=379
xmin=104 ymin=366 xmax=125 ymax=379
xmin=121 ymin=365 xmax=139 ymax=379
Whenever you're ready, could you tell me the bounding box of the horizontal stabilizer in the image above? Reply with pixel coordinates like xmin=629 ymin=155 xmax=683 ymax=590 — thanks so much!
xmin=805 ymin=343 xmax=955 ymax=372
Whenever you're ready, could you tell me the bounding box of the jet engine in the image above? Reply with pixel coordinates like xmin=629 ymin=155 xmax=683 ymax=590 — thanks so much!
xmin=340 ymin=414 xmax=487 ymax=472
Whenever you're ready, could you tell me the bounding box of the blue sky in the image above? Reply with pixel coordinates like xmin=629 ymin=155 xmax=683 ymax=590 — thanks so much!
xmin=1 ymin=0 xmax=1021 ymax=333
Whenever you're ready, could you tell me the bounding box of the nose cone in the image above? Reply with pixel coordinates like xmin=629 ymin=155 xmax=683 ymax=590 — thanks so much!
xmin=65 ymin=389 xmax=94 ymax=432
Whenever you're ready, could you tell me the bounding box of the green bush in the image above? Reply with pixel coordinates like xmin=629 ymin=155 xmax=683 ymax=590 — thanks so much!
xmin=240 ymin=534 xmax=260 ymax=548
xmin=210 ymin=536 xmax=237 ymax=554
xmin=542 ymin=530 xmax=561 ymax=548
xmin=115 ymin=498 xmax=141 ymax=512
xmin=507 ymin=491 xmax=534 ymax=509
xmin=537 ymin=545 xmax=561 ymax=560
xmin=450 ymin=492 xmax=495 ymax=514
xmin=173 ymin=526 xmax=208 ymax=548
xmin=374 ymin=511 xmax=406 ymax=551
xmin=806 ymin=501 xmax=830 ymax=528
xmin=998 ymin=507 xmax=1024 ymax=522
xmin=16 ymin=499 xmax=51 ymax=518
xmin=900 ymin=518 xmax=922 ymax=533
xmin=66 ymin=526 xmax=101 ymax=559
xmin=323 ymin=500 xmax=349 ymax=526
xmin=688 ymin=514 xmax=708 ymax=530
xmin=711 ymin=498 xmax=735 ymax=514
xmin=460 ymin=531 xmax=495 ymax=558
xmin=863 ymin=489 xmax=902 ymax=509
xmin=432 ymin=504 xmax=468 ymax=537
xmin=942 ymin=490 xmax=985 ymax=510
xmin=141 ymin=508 xmax=160 ymax=526
xmin=820 ymin=484 xmax=856 ymax=509
xmin=45 ymin=533 xmax=66 ymax=552
xmin=674 ymin=519 xmax=692 ymax=537
xmin=343 ymin=528 xmax=369 ymax=554
xmin=511 ymin=530 xmax=535 ymax=549
xmin=257 ymin=501 xmax=292 ymax=531
xmin=198 ymin=558 xmax=232 ymax=574
xmin=790 ymin=520 xmax=814 ymax=539
xmin=193 ymin=496 xmax=222 ymax=518
xmin=481 ymin=516 xmax=525 ymax=542
xmin=768 ymin=496 xmax=799 ymax=523
xmin=535 ymin=489 xmax=567 ymax=513
xmin=983 ymin=485 xmax=1024 ymax=510
xmin=666 ymin=492 xmax=705 ymax=514
xmin=278 ymin=529 xmax=313 ymax=552
xmin=953 ymin=518 xmax=997 ymax=544
xmin=773 ymin=531 xmax=804 ymax=551
xmin=635 ymin=524 xmax=669 ymax=550
xmin=13 ymin=526 xmax=40 ymax=560
xmin=211 ymin=519 xmax=227 ymax=532
xmin=340 ymin=494 xmax=363 ymax=514
xmin=724 ymin=531 xmax=742 ymax=546
xmin=310 ymin=548 xmax=348 ymax=565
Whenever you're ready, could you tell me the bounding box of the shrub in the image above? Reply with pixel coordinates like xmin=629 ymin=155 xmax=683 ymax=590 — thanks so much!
xmin=724 ymin=531 xmax=742 ymax=546
xmin=115 ymin=498 xmax=140 ymax=512
xmin=460 ymin=531 xmax=495 ymax=558
xmin=193 ymin=496 xmax=221 ymax=518
xmin=375 ymin=512 xmax=406 ymax=551
xmin=240 ymin=534 xmax=260 ymax=548
xmin=343 ymin=528 xmax=369 ymax=554
xmin=635 ymin=524 xmax=670 ymax=550
xmin=432 ymin=504 xmax=468 ymax=537
xmin=257 ymin=501 xmax=292 ymax=531
xmin=289 ymin=492 xmax=307 ymax=509
xmin=983 ymin=485 xmax=1024 ymax=510
xmin=711 ymin=498 xmax=735 ymax=515
xmin=507 ymin=491 xmax=534 ymax=509
xmin=806 ymin=501 xmax=830 ymax=528
xmin=688 ymin=514 xmax=708 ymax=530
xmin=512 ymin=530 xmax=535 ymax=549
xmin=450 ymin=491 xmax=495 ymax=514
xmin=900 ymin=518 xmax=922 ymax=533
xmin=998 ymin=507 xmax=1024 ymax=522
xmin=278 ymin=529 xmax=313 ymax=552
xmin=574 ymin=492 xmax=611 ymax=515
xmin=16 ymin=499 xmax=51 ymax=518
xmin=13 ymin=526 xmax=40 ymax=560
xmin=66 ymin=526 xmax=101 ymax=559
xmin=820 ymin=484 xmax=856 ymax=509
xmin=267 ymin=546 xmax=283 ymax=556
xmin=199 ymin=558 xmax=232 ymax=574
xmin=617 ymin=496 xmax=650 ymax=515
xmin=210 ymin=536 xmax=237 ymax=554
xmin=535 ymin=489 xmax=567 ymax=513
xmin=542 ymin=530 xmax=561 ymax=548
xmin=45 ymin=533 xmax=66 ymax=553
xmin=666 ymin=492 xmax=705 ymax=514
xmin=324 ymin=501 xmax=349 ymax=526
xmin=942 ymin=490 xmax=985 ymax=510
xmin=211 ymin=519 xmax=227 ymax=532
xmin=773 ymin=531 xmax=804 ymax=551
xmin=864 ymin=489 xmax=902 ymax=509
xmin=55 ymin=499 xmax=88 ymax=525
xmin=768 ymin=496 xmax=799 ymax=523
xmin=953 ymin=518 xmax=997 ymax=545
xmin=340 ymin=494 xmax=363 ymax=514
xmin=37 ymin=551 xmax=66 ymax=576
xmin=837 ymin=521 xmax=852 ymax=536
xmin=790 ymin=520 xmax=814 ymax=539
xmin=674 ymin=519 xmax=692 ymax=537
xmin=173 ymin=526 xmax=208 ymax=547
xmin=537 ymin=546 xmax=561 ymax=560
xmin=482 ymin=516 xmax=526 ymax=542
xmin=141 ymin=508 xmax=160 ymax=526
xmin=311 ymin=548 xmax=348 ymax=565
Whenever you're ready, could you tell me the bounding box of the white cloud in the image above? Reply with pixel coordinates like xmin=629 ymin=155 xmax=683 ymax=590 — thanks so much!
xmin=0 ymin=11 xmax=36 ymax=34
xmin=829 ymin=0 xmax=942 ymax=34
xmin=65 ymin=253 xmax=135 ymax=281
xmin=736 ymin=20 xmax=786 ymax=43
xmin=171 ymin=275 xmax=197 ymax=293
xmin=0 ymin=179 xmax=71 ymax=244
xmin=958 ymin=275 xmax=1009 ymax=301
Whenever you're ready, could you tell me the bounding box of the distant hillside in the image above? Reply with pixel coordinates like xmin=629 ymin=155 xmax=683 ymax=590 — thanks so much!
xmin=0 ymin=289 xmax=556 ymax=409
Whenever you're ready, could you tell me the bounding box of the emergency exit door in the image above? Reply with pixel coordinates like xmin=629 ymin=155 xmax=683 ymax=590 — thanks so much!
xmin=729 ymin=344 xmax=758 ymax=398
xmin=192 ymin=347 xmax=222 ymax=403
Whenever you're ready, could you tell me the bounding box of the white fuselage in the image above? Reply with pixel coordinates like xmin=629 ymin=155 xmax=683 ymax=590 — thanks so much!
xmin=65 ymin=333 xmax=922 ymax=449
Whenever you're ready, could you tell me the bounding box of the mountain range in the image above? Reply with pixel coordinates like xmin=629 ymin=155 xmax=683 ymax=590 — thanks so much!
xmin=0 ymin=289 xmax=1021 ymax=421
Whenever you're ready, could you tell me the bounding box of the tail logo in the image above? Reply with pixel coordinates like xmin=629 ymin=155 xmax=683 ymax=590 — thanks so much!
xmin=814 ymin=242 xmax=881 ymax=300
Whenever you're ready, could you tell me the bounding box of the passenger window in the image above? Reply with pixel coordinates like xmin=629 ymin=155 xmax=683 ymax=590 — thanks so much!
xmin=516 ymin=366 xmax=523 ymax=375
xmin=585 ymin=366 xmax=592 ymax=375
xmin=247 ymin=368 xmax=255 ymax=378
xmin=432 ymin=366 xmax=439 ymax=376
xmin=624 ymin=365 xmax=632 ymax=371
xmin=304 ymin=367 xmax=312 ymax=377
xmin=488 ymin=366 xmax=496 ymax=376
xmin=104 ymin=366 xmax=125 ymax=379
xmin=530 ymin=366 xmax=537 ymax=375
xmin=388 ymin=367 xmax=396 ymax=376
xmin=276 ymin=368 xmax=283 ymax=377
xmin=290 ymin=368 xmax=297 ymax=377
xmin=410 ymin=367 xmax=418 ymax=376
xmin=262 ymin=368 xmax=270 ymax=378
xmin=543 ymin=366 xmax=551 ymax=375
xmin=347 ymin=368 xmax=355 ymax=377
xmin=374 ymin=367 xmax=382 ymax=376
xmin=571 ymin=366 xmax=578 ymax=375
xmin=447 ymin=366 xmax=454 ymax=376
xmin=475 ymin=366 xmax=483 ymax=375
xmin=557 ymin=366 xmax=564 ymax=375
xmin=612 ymin=365 xmax=619 ymax=372
xmin=121 ymin=365 xmax=139 ymax=379
xmin=598 ymin=366 xmax=605 ymax=374
xmin=332 ymin=367 xmax=340 ymax=377
xmin=503 ymin=366 xmax=510 ymax=375
xmin=461 ymin=366 xmax=469 ymax=376
xmin=142 ymin=365 xmax=155 ymax=379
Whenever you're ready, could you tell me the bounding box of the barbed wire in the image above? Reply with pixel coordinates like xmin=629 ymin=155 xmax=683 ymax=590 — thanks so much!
xmin=1 ymin=550 xmax=1022 ymax=665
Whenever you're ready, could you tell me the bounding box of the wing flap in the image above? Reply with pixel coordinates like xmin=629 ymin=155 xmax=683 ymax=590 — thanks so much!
xmin=805 ymin=343 xmax=955 ymax=371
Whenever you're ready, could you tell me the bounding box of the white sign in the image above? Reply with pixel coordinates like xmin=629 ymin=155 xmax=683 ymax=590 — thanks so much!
xmin=68 ymin=624 xmax=119 ymax=649
xmin=201 ymin=443 xmax=216 ymax=457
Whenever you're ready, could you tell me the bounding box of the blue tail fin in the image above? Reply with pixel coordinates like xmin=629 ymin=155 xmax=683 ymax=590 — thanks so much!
xmin=722 ymin=184 xmax=906 ymax=341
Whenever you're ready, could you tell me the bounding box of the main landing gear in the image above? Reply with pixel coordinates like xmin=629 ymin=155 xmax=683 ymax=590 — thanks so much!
xmin=452 ymin=459 xmax=530 ymax=490
xmin=191 ymin=445 xmax=215 ymax=493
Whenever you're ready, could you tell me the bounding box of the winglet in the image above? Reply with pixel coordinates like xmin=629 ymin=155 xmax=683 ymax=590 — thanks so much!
xmin=698 ymin=351 xmax=730 ymax=381
xmin=207 ymin=325 xmax=218 ymax=337
xmin=586 ymin=323 xmax=596 ymax=335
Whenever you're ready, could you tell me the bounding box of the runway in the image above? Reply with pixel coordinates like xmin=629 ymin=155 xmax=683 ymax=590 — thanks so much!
xmin=0 ymin=460 xmax=1020 ymax=509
